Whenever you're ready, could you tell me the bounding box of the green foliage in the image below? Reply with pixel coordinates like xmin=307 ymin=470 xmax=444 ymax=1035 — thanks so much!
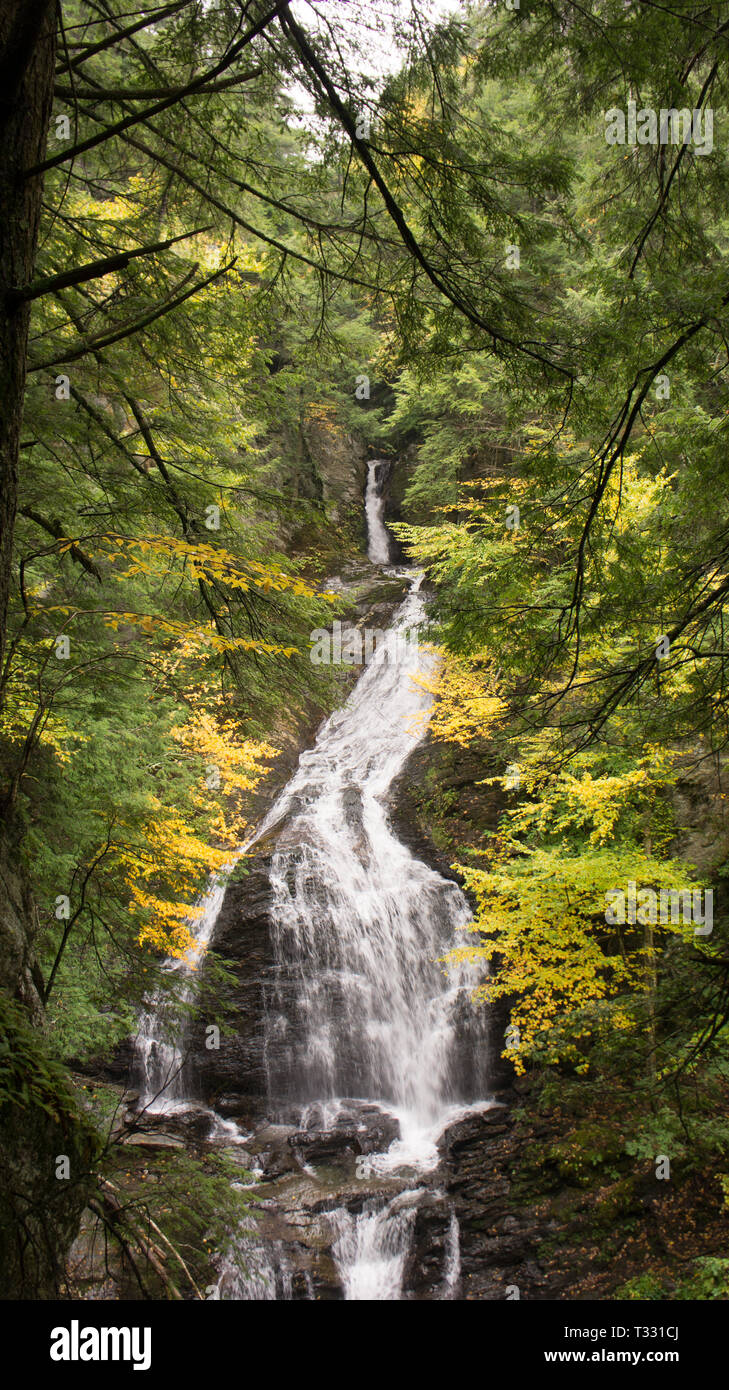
xmin=1 ymin=1 xmax=388 ymax=1061
xmin=681 ymin=1258 xmax=729 ymax=1300
xmin=616 ymin=1273 xmax=666 ymax=1302
xmin=543 ymin=1123 xmax=625 ymax=1188
xmin=0 ymin=993 xmax=97 ymax=1135
xmin=619 ymin=1259 xmax=729 ymax=1301
xmin=3 ymin=0 xmax=729 ymax=1299
xmin=106 ymin=1142 xmax=250 ymax=1291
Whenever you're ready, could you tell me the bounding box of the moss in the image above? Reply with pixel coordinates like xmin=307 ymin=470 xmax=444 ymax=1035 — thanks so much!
xmin=591 ymin=1176 xmax=642 ymax=1228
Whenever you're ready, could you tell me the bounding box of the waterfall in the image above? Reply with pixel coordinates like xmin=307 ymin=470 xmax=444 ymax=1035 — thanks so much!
xmin=134 ymin=453 xmax=490 ymax=1299
xmin=443 ymin=1210 xmax=461 ymax=1298
xmin=212 ymin=1218 xmax=293 ymax=1301
xmin=331 ymin=1193 xmax=419 ymax=1301
xmin=365 ymin=459 xmax=392 ymax=564
xmin=249 ymin=466 xmax=490 ymax=1296
xmin=134 ymin=877 xmax=229 ymax=1113
xmin=262 ymin=574 xmax=489 ymax=1161
xmin=330 ymin=1193 xmax=462 ymax=1302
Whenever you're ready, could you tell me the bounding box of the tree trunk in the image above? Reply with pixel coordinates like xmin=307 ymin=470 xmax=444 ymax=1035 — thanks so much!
xmin=0 ymin=0 xmax=56 ymax=684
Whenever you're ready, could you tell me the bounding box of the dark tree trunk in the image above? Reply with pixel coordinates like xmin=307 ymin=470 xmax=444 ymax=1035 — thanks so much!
xmin=0 ymin=13 xmax=97 ymax=1297
xmin=0 ymin=0 xmax=56 ymax=681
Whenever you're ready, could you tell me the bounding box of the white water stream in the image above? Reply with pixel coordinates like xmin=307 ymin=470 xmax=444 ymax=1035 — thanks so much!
xmin=135 ymin=458 xmax=491 ymax=1298
xmin=365 ymin=459 xmax=392 ymax=564
xmin=263 ymin=565 xmax=488 ymax=1156
xmin=135 ymin=879 xmax=227 ymax=1113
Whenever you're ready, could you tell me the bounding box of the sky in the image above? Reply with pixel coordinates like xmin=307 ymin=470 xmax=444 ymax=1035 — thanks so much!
xmin=285 ymin=0 xmax=469 ymax=124
xmin=289 ymin=0 xmax=467 ymax=79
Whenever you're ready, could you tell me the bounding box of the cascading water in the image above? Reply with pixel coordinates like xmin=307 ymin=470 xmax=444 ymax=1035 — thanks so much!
xmin=365 ymin=459 xmax=392 ymax=564
xmin=263 ymin=572 xmax=489 ymax=1156
xmin=135 ymin=877 xmax=228 ymax=1113
xmin=134 ymin=455 xmax=491 ymax=1298
xmin=443 ymin=1210 xmax=461 ymax=1298
xmin=212 ymin=1218 xmax=294 ymax=1301
xmin=250 ymin=468 xmax=490 ymax=1298
xmin=331 ymin=1193 xmax=419 ymax=1301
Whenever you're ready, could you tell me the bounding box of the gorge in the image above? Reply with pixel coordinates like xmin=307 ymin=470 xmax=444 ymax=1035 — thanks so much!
xmin=129 ymin=460 xmax=497 ymax=1301
xmin=3 ymin=0 xmax=727 ymax=1319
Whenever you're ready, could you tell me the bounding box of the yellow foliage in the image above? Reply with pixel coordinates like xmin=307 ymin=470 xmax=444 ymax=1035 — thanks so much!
xmin=71 ymin=533 xmax=329 ymax=601
xmin=120 ymin=715 xmax=277 ymax=959
xmin=413 ymin=647 xmax=504 ymax=745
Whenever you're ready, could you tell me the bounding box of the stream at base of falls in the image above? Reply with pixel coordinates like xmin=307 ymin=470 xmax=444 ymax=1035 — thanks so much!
xmin=132 ymin=460 xmax=494 ymax=1300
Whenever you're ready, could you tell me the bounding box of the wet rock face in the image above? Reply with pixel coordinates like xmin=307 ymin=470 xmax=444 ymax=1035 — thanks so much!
xmin=439 ymin=1104 xmax=550 ymax=1301
xmin=388 ymin=736 xmax=516 ymax=1094
xmin=188 ymin=856 xmax=276 ymax=1124
xmin=230 ymin=1170 xmax=463 ymax=1302
xmin=289 ymin=1103 xmax=401 ymax=1166
xmin=405 ymin=1197 xmax=458 ymax=1299
xmin=0 ymin=847 xmax=45 ymax=1018
xmin=670 ymin=758 xmax=728 ymax=874
xmin=222 ymin=1116 xmax=380 ymax=1182
xmin=302 ymin=417 xmax=367 ymax=520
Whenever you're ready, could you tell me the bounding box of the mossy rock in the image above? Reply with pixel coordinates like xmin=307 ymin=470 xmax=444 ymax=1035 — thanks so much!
xmin=591 ymin=1175 xmax=642 ymax=1228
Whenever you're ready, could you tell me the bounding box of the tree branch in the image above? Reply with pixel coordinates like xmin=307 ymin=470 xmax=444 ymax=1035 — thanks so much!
xmin=19 ymin=507 xmax=102 ymax=580
xmin=31 ymin=2 xmax=285 ymax=175
xmin=54 ymin=0 xmax=194 ymax=76
xmin=54 ymin=68 xmax=262 ymax=101
xmin=278 ymin=2 xmax=571 ymax=379
xmin=27 ymin=259 xmax=236 ymax=371
xmin=6 ymin=226 xmax=210 ymax=308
